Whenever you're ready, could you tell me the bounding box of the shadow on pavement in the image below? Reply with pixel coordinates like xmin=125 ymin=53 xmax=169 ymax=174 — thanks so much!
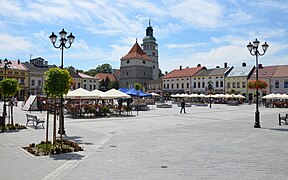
xmin=50 ymin=153 xmax=84 ymax=161
xmin=268 ymin=128 xmax=288 ymax=132
xmin=64 ymin=135 xmax=94 ymax=145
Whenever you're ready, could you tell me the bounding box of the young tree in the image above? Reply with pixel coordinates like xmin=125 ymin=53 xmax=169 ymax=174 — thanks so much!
xmin=44 ymin=68 xmax=71 ymax=147
xmin=134 ymin=83 xmax=142 ymax=115
xmin=0 ymin=78 xmax=19 ymax=127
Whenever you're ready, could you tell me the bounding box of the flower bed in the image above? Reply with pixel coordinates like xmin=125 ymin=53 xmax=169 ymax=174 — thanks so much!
xmin=23 ymin=139 xmax=84 ymax=156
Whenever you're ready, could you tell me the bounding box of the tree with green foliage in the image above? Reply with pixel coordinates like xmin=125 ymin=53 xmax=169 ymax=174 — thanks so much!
xmin=108 ymin=80 xmax=119 ymax=90
xmin=134 ymin=83 xmax=142 ymax=115
xmin=96 ymin=63 xmax=112 ymax=73
xmin=0 ymin=78 xmax=19 ymax=128
xmin=44 ymin=68 xmax=71 ymax=148
xmin=159 ymin=69 xmax=164 ymax=78
xmin=84 ymin=69 xmax=98 ymax=77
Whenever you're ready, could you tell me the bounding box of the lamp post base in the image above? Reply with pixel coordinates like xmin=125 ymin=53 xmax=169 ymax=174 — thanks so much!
xmin=254 ymin=110 xmax=261 ymax=128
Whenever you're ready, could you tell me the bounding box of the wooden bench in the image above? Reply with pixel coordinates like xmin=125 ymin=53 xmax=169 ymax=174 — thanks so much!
xmin=26 ymin=114 xmax=45 ymax=129
xmin=278 ymin=114 xmax=288 ymax=126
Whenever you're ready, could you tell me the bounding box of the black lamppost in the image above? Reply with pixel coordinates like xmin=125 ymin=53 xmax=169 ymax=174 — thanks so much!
xmin=207 ymin=81 xmax=213 ymax=108
xmin=49 ymin=29 xmax=75 ymax=134
xmin=247 ymin=39 xmax=268 ymax=128
xmin=1 ymin=59 xmax=12 ymax=132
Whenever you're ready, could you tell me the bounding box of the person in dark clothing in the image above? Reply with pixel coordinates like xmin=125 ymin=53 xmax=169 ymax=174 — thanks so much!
xmin=180 ymin=100 xmax=186 ymax=113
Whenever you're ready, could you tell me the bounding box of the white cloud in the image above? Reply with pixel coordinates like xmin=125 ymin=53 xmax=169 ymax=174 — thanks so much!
xmin=0 ymin=33 xmax=33 ymax=53
xmin=168 ymin=0 xmax=223 ymax=29
xmin=165 ymin=42 xmax=208 ymax=49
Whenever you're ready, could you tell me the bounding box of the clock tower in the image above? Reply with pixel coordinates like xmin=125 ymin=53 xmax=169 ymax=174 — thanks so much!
xmin=141 ymin=19 xmax=159 ymax=80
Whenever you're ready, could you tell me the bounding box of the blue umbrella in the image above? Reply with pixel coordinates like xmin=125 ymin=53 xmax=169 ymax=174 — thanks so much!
xmin=125 ymin=88 xmax=152 ymax=97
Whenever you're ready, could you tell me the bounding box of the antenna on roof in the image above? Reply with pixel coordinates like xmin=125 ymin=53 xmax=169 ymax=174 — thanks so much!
xmin=149 ymin=18 xmax=151 ymax=27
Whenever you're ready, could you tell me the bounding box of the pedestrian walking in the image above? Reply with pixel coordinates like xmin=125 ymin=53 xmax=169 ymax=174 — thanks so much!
xmin=180 ymin=100 xmax=186 ymax=113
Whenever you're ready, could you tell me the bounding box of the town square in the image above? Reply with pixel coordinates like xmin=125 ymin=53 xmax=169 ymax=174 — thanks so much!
xmin=1 ymin=0 xmax=288 ymax=179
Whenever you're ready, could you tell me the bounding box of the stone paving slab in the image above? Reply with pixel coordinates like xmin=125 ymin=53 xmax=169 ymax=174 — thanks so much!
xmin=1 ymin=102 xmax=288 ymax=179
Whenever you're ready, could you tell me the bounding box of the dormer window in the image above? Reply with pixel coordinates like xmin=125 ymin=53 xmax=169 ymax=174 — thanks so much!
xmin=143 ymin=60 xmax=146 ymax=64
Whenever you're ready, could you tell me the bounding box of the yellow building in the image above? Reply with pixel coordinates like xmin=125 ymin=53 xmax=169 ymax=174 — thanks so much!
xmin=0 ymin=59 xmax=29 ymax=100
xmin=225 ymin=64 xmax=254 ymax=101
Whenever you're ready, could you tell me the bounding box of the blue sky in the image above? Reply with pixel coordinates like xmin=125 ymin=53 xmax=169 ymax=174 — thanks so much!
xmin=0 ymin=0 xmax=287 ymax=72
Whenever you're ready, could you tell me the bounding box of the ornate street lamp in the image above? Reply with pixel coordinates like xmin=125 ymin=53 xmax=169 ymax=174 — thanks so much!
xmin=49 ymin=29 xmax=75 ymax=134
xmin=247 ymin=39 xmax=268 ymax=128
xmin=207 ymin=81 xmax=213 ymax=108
xmin=1 ymin=58 xmax=12 ymax=132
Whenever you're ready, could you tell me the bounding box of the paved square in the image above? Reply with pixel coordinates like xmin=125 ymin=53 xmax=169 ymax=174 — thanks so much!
xmin=1 ymin=102 xmax=288 ymax=179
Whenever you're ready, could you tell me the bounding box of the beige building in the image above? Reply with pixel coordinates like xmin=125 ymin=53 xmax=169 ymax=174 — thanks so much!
xmin=225 ymin=63 xmax=254 ymax=100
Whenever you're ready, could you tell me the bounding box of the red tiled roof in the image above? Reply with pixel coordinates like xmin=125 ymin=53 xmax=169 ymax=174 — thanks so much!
xmin=250 ymin=65 xmax=278 ymax=79
xmin=162 ymin=66 xmax=206 ymax=79
xmin=272 ymin=65 xmax=288 ymax=78
xmin=114 ymin=69 xmax=120 ymax=77
xmin=120 ymin=42 xmax=153 ymax=62
xmin=95 ymin=73 xmax=116 ymax=81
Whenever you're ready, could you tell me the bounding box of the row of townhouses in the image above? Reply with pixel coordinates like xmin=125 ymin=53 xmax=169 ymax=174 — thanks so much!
xmin=146 ymin=62 xmax=288 ymax=102
xmin=0 ymin=57 xmax=99 ymax=100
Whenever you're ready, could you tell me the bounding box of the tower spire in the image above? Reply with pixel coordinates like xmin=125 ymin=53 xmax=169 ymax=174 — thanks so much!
xmin=149 ymin=18 xmax=151 ymax=27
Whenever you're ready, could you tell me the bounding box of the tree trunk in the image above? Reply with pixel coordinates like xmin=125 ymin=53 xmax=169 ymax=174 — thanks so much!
xmin=53 ymin=101 xmax=56 ymax=147
xmin=59 ymin=105 xmax=63 ymax=149
xmin=10 ymin=105 xmax=14 ymax=126
xmin=46 ymin=108 xmax=49 ymax=145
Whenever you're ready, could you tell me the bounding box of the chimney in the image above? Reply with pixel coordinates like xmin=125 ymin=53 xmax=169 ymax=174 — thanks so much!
xmin=224 ymin=62 xmax=227 ymax=68
xmin=197 ymin=64 xmax=201 ymax=67
xmin=242 ymin=62 xmax=246 ymax=67
xmin=180 ymin=65 xmax=182 ymax=70
xmin=258 ymin=64 xmax=263 ymax=69
xmin=18 ymin=59 xmax=20 ymax=64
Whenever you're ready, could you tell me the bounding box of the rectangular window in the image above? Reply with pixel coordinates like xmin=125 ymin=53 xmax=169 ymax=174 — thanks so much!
xmin=90 ymin=85 xmax=92 ymax=89
xmin=193 ymin=82 xmax=196 ymax=88
xmin=182 ymin=83 xmax=184 ymax=89
xmin=242 ymin=82 xmax=246 ymax=88
xmin=20 ymin=78 xmax=25 ymax=85
xmin=31 ymin=80 xmax=35 ymax=86
xmin=187 ymin=83 xmax=189 ymax=88
xmin=198 ymin=82 xmax=201 ymax=88
xmin=38 ymin=80 xmax=41 ymax=86
xmin=167 ymin=84 xmax=169 ymax=89
xmin=275 ymin=81 xmax=279 ymax=88
xmin=84 ymin=84 xmax=87 ymax=89
xmin=177 ymin=83 xmax=179 ymax=89
xmin=227 ymin=82 xmax=230 ymax=88
xmin=232 ymin=82 xmax=236 ymax=88
xmin=220 ymin=81 xmax=223 ymax=87
xmin=164 ymin=84 xmax=166 ymax=89
xmin=216 ymin=81 xmax=219 ymax=88
xmin=202 ymin=82 xmax=205 ymax=88
xmin=237 ymin=82 xmax=240 ymax=88
xmin=171 ymin=84 xmax=174 ymax=89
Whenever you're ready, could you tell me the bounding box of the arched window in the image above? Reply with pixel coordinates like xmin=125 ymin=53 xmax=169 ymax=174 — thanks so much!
xmin=284 ymin=80 xmax=288 ymax=88
xmin=275 ymin=80 xmax=279 ymax=88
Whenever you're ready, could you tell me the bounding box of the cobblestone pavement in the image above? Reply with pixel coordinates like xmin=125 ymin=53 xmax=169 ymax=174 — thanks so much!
xmin=1 ymin=102 xmax=288 ymax=180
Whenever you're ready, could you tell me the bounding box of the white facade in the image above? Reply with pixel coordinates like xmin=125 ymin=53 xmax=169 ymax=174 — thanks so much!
xmin=163 ymin=77 xmax=191 ymax=94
